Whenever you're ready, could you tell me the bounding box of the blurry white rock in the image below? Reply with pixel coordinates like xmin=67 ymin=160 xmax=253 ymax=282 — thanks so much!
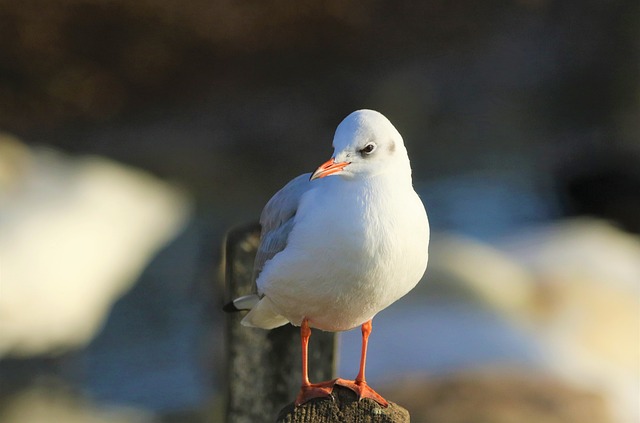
xmin=428 ymin=218 xmax=639 ymax=423
xmin=426 ymin=232 xmax=537 ymax=316
xmin=498 ymin=218 xmax=640 ymax=423
xmin=0 ymin=134 xmax=192 ymax=357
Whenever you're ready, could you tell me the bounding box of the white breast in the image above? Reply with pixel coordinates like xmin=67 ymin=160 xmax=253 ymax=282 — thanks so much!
xmin=257 ymin=175 xmax=429 ymax=331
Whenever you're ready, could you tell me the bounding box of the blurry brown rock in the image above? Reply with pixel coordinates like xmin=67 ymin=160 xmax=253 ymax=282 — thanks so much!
xmin=385 ymin=371 xmax=614 ymax=423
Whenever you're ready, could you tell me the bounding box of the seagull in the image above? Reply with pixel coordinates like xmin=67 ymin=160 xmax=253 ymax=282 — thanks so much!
xmin=225 ymin=109 xmax=430 ymax=407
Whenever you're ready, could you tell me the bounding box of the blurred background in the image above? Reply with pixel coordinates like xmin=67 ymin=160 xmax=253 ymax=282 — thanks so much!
xmin=0 ymin=1 xmax=638 ymax=423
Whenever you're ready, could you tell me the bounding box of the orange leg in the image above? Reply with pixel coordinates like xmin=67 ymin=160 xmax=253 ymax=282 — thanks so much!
xmin=301 ymin=318 xmax=311 ymax=386
xmin=335 ymin=319 xmax=389 ymax=407
xmin=356 ymin=319 xmax=372 ymax=383
xmin=295 ymin=318 xmax=336 ymax=405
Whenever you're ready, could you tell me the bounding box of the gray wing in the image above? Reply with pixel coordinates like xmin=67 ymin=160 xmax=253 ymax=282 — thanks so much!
xmin=252 ymin=173 xmax=314 ymax=289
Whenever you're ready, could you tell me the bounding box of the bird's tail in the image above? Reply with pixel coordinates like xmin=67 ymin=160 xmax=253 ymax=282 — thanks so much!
xmin=222 ymin=294 xmax=261 ymax=312
xmin=223 ymin=294 xmax=290 ymax=329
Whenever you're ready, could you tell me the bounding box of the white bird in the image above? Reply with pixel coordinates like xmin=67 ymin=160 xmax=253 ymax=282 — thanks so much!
xmin=226 ymin=109 xmax=430 ymax=406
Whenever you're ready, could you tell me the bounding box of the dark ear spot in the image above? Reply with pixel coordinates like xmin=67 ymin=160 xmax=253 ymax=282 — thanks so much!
xmin=388 ymin=140 xmax=396 ymax=153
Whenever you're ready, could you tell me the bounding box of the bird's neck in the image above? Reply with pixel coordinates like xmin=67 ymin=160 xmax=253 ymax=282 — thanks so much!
xmin=334 ymin=168 xmax=414 ymax=203
xmin=366 ymin=164 xmax=413 ymax=188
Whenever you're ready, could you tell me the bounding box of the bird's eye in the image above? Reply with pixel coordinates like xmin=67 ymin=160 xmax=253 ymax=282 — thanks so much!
xmin=360 ymin=143 xmax=377 ymax=156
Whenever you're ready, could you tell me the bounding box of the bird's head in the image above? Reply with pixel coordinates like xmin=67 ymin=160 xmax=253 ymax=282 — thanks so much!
xmin=310 ymin=109 xmax=410 ymax=181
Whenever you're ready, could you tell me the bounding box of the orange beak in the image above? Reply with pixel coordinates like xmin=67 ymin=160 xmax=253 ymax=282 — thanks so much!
xmin=310 ymin=158 xmax=350 ymax=181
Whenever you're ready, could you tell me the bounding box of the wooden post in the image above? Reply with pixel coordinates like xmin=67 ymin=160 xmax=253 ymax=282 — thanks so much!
xmin=277 ymin=386 xmax=410 ymax=423
xmin=223 ymin=224 xmax=410 ymax=423
xmin=223 ymin=224 xmax=336 ymax=423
